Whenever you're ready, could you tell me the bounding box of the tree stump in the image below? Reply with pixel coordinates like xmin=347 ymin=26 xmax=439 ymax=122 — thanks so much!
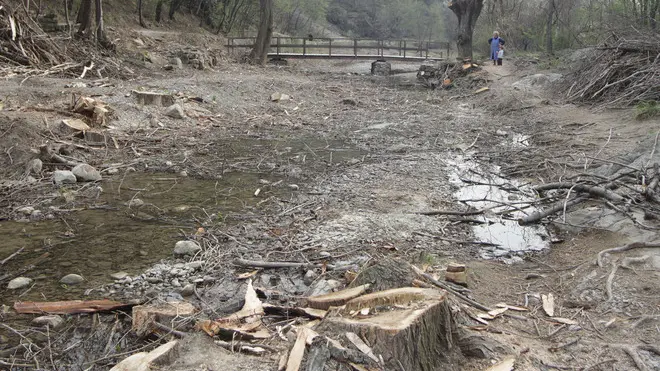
xmin=371 ymin=60 xmax=391 ymax=76
xmin=132 ymin=91 xmax=175 ymax=107
xmin=349 ymin=258 xmax=415 ymax=292
xmin=317 ymin=287 xmax=463 ymax=371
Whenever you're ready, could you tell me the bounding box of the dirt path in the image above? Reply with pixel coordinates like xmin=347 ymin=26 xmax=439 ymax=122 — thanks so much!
xmin=0 ymin=37 xmax=659 ymax=369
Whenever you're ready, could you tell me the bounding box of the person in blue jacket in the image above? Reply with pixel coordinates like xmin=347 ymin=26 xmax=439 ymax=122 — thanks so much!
xmin=488 ymin=31 xmax=505 ymax=65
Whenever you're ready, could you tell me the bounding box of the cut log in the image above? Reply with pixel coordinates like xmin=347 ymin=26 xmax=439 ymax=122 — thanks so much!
xmin=317 ymin=287 xmax=462 ymax=371
xmin=132 ymin=90 xmax=175 ymax=106
xmin=305 ymin=284 xmax=370 ymax=310
xmin=132 ymin=302 xmax=196 ymax=336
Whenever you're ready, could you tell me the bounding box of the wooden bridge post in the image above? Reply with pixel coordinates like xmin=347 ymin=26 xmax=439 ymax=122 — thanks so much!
xmin=447 ymin=42 xmax=450 ymax=59
xmin=426 ymin=41 xmax=429 ymax=59
xmin=276 ymin=37 xmax=281 ymax=55
xmin=403 ymin=40 xmax=406 ymax=58
xmin=353 ymin=39 xmax=358 ymax=57
xmin=303 ymin=38 xmax=307 ymax=56
xmin=329 ymin=39 xmax=332 ymax=57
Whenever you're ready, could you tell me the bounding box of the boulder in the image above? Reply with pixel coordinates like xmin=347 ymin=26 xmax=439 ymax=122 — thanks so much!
xmin=8 ymin=277 xmax=33 ymax=290
xmin=72 ymin=164 xmax=102 ymax=182
xmin=60 ymin=274 xmax=84 ymax=285
xmin=32 ymin=315 xmax=64 ymax=329
xmin=164 ymin=104 xmax=185 ymax=119
xmin=53 ymin=170 xmax=77 ymax=185
xmin=371 ymin=60 xmax=391 ymax=76
xmin=173 ymin=240 xmax=202 ymax=256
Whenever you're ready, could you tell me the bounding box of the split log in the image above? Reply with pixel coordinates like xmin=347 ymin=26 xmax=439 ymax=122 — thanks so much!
xmin=305 ymin=284 xmax=370 ymax=310
xmin=317 ymin=287 xmax=462 ymax=371
xmin=132 ymin=302 xmax=196 ymax=337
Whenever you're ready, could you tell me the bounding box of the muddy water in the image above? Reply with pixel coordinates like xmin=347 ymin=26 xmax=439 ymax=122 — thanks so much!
xmin=448 ymin=153 xmax=550 ymax=259
xmin=0 ymin=171 xmax=285 ymax=306
xmin=0 ymin=136 xmax=366 ymax=307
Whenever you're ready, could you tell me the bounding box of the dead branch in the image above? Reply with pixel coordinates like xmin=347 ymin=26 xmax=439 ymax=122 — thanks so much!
xmin=415 ymin=209 xmax=483 ymax=216
xmin=597 ymin=242 xmax=660 ymax=267
xmin=519 ymin=197 xmax=588 ymax=225
xmin=411 ymin=265 xmax=491 ymax=313
xmin=233 ymin=258 xmax=313 ymax=269
xmin=534 ymin=182 xmax=624 ymax=203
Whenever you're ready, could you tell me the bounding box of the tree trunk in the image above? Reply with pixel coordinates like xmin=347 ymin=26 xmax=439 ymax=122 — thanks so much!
xmin=64 ymin=0 xmax=71 ymax=34
xmin=155 ymin=0 xmax=163 ymax=23
xmin=545 ymin=0 xmax=555 ymax=54
xmin=138 ymin=0 xmax=146 ymax=27
xmin=249 ymin=0 xmax=273 ymax=65
xmin=95 ymin=0 xmax=108 ymax=46
xmin=448 ymin=0 xmax=485 ymax=60
xmin=76 ymin=0 xmax=93 ymax=38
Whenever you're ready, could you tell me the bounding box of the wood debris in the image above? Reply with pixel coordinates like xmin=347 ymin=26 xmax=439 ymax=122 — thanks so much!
xmin=542 ymin=294 xmax=555 ymax=317
xmin=306 ymin=284 xmax=370 ymax=310
xmin=14 ymin=299 xmax=131 ymax=314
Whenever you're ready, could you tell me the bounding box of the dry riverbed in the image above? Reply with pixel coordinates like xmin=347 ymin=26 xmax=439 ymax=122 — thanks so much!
xmin=0 ymin=34 xmax=659 ymax=370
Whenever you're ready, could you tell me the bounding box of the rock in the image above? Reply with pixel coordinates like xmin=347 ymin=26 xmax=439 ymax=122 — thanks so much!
xmin=170 ymin=57 xmax=183 ymax=69
xmin=371 ymin=60 xmax=391 ymax=76
xmin=179 ymin=170 xmax=188 ymax=177
xmin=17 ymin=206 xmax=35 ymax=215
xmin=132 ymin=91 xmax=175 ymax=107
xmin=171 ymin=278 xmax=181 ymax=287
xmin=32 ymin=315 xmax=64 ymax=328
xmin=185 ymin=261 xmax=204 ymax=270
xmin=107 ymin=168 xmax=119 ymax=175
xmin=72 ymin=164 xmax=102 ymax=182
xmin=111 ymin=272 xmax=130 ymax=280
xmin=173 ymin=240 xmax=202 ymax=256
xmin=495 ymin=130 xmax=508 ymax=137
xmin=26 ymin=159 xmax=43 ymax=175
xmin=8 ymin=277 xmax=33 ymax=290
xmin=163 ymin=64 xmax=174 ymax=71
xmin=164 ymin=104 xmax=185 ymax=119
xmin=303 ymin=270 xmax=319 ymax=286
xmin=109 ymin=340 xmax=178 ymax=371
xmin=270 ymin=92 xmax=291 ymax=102
xmin=127 ymin=198 xmax=144 ymax=208
xmin=179 ymin=284 xmax=195 ymax=297
xmin=60 ymin=274 xmax=84 ymax=285
xmin=30 ymin=210 xmax=42 ymax=219
xmin=133 ymin=38 xmax=145 ymax=47
xmin=53 ymin=170 xmax=77 ymax=185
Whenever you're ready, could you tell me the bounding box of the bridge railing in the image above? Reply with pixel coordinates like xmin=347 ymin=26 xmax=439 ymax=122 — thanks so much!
xmin=227 ymin=37 xmax=450 ymax=60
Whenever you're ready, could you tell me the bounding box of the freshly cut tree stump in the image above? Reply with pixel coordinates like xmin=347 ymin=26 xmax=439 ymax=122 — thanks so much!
xmin=132 ymin=90 xmax=175 ymax=106
xmin=317 ymin=287 xmax=462 ymax=371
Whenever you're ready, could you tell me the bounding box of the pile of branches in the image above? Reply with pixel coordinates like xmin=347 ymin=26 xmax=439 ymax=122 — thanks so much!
xmin=565 ymin=31 xmax=660 ymax=107
xmin=0 ymin=1 xmax=68 ymax=66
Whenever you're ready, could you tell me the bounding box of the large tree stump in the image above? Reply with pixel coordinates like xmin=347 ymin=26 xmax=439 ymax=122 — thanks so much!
xmin=349 ymin=258 xmax=415 ymax=292
xmin=317 ymin=287 xmax=463 ymax=371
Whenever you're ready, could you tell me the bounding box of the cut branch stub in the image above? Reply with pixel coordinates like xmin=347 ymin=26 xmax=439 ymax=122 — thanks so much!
xmin=305 ymin=284 xmax=370 ymax=310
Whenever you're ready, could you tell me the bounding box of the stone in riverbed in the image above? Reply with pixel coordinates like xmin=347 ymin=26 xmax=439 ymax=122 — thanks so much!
xmin=60 ymin=274 xmax=84 ymax=285
xmin=164 ymin=104 xmax=185 ymax=119
xmin=26 ymin=159 xmax=42 ymax=175
xmin=111 ymin=272 xmax=130 ymax=280
xmin=32 ymin=315 xmax=64 ymax=329
xmin=53 ymin=170 xmax=77 ymax=185
xmin=8 ymin=277 xmax=33 ymax=290
xmin=179 ymin=284 xmax=195 ymax=297
xmin=173 ymin=240 xmax=201 ymax=256
xmin=72 ymin=164 xmax=102 ymax=182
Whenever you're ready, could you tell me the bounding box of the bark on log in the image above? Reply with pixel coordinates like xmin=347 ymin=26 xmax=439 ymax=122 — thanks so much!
xmin=317 ymin=287 xmax=462 ymax=371
xmin=534 ymin=182 xmax=624 ymax=202
xmin=349 ymin=258 xmax=415 ymax=292
xmin=518 ymin=196 xmax=588 ymax=225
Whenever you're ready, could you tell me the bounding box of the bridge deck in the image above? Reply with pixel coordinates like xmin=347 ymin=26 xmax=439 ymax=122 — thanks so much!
xmin=228 ymin=37 xmax=449 ymax=62
xmin=267 ymin=53 xmax=443 ymax=61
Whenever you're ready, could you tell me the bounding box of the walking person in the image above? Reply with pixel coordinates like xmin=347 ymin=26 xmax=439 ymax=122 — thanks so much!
xmin=488 ymin=31 xmax=505 ymax=65
xmin=497 ymin=44 xmax=504 ymax=66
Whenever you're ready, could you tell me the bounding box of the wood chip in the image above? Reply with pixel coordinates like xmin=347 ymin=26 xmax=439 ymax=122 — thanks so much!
xmin=286 ymin=328 xmax=316 ymax=371
xmin=495 ymin=303 xmax=529 ymax=312
xmin=542 ymin=293 xmax=555 ymax=317
xmin=486 ymin=356 xmax=515 ymax=371
xmin=552 ymin=317 xmax=578 ymax=325
xmin=487 ymin=307 xmax=508 ymax=317
xmin=345 ymin=332 xmax=379 ymax=363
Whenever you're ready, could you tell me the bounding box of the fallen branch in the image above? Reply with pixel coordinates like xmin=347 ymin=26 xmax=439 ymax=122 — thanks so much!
xmin=233 ymin=258 xmax=313 ymax=269
xmin=534 ymin=182 xmax=624 ymax=203
xmin=415 ymin=209 xmax=483 ymax=216
xmin=597 ymin=241 xmax=660 ymax=267
xmin=605 ymin=262 xmax=619 ymax=301
xmin=519 ymin=197 xmax=588 ymax=225
xmin=1 ymin=246 xmax=24 ymax=265
xmin=413 ymin=231 xmax=499 ymax=247
xmin=411 ymin=265 xmax=491 ymax=312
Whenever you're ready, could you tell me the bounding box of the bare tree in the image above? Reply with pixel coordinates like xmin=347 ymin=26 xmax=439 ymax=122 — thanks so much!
xmin=250 ymin=0 xmax=273 ymax=65
xmin=546 ymin=0 xmax=555 ymax=54
xmin=448 ymin=0 xmax=485 ymax=60
xmin=76 ymin=0 xmax=93 ymax=38
xmin=95 ymin=0 xmax=109 ymax=46
xmin=138 ymin=0 xmax=146 ymax=28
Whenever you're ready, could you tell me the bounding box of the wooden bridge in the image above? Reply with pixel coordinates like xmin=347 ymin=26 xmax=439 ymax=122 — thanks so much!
xmin=226 ymin=37 xmax=449 ymax=61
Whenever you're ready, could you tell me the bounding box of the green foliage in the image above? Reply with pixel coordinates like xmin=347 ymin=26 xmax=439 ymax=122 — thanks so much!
xmin=635 ymin=101 xmax=660 ymax=120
